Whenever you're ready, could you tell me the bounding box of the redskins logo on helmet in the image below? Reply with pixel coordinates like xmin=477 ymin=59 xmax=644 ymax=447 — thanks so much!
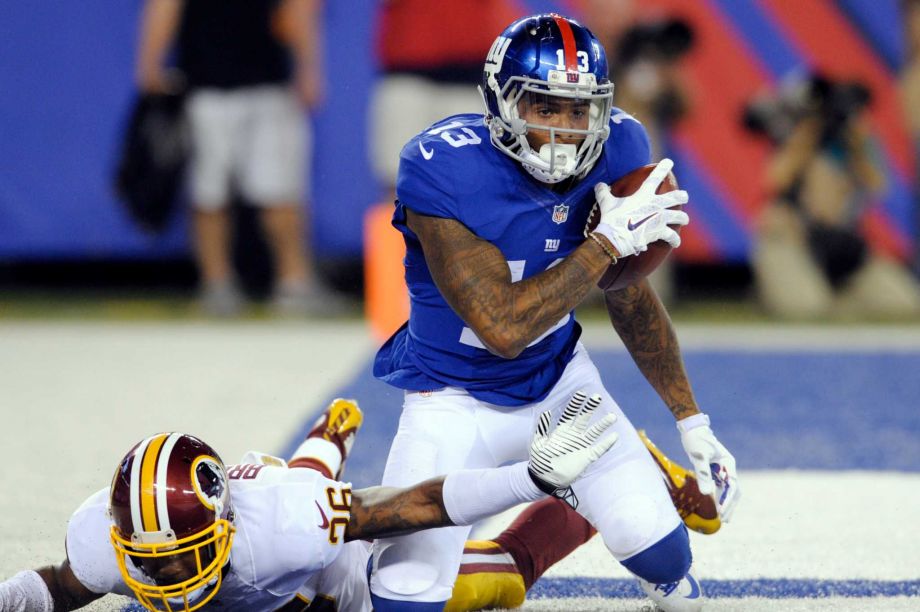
xmin=481 ymin=14 xmax=614 ymax=184
xmin=109 ymin=433 xmax=235 ymax=612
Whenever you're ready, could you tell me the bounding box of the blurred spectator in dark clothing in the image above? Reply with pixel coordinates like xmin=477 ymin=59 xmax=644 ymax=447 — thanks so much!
xmin=900 ymin=0 xmax=920 ymax=277
xmin=610 ymin=18 xmax=695 ymax=159
xmin=748 ymin=75 xmax=920 ymax=319
xmin=136 ymin=0 xmax=339 ymax=316
xmin=370 ymin=0 xmax=523 ymax=197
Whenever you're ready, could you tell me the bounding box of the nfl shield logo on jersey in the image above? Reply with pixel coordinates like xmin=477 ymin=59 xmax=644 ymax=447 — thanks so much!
xmin=552 ymin=204 xmax=569 ymax=225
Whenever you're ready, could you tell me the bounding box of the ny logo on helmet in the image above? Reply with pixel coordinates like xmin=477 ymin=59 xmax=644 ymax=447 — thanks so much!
xmin=485 ymin=36 xmax=512 ymax=75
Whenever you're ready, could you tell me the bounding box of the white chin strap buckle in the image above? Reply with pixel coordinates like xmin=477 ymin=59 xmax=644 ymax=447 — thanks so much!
xmin=521 ymin=143 xmax=578 ymax=184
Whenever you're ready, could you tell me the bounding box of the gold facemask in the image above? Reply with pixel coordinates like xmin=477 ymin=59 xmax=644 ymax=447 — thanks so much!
xmin=110 ymin=519 xmax=235 ymax=612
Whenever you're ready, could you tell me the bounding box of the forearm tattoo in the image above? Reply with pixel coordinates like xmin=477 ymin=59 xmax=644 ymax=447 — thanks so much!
xmin=345 ymin=480 xmax=451 ymax=542
xmin=604 ymin=281 xmax=699 ymax=420
xmin=409 ymin=211 xmax=610 ymax=357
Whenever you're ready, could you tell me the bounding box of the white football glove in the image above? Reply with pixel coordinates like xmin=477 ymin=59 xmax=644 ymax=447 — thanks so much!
xmin=590 ymin=158 xmax=690 ymax=258
xmin=677 ymin=413 xmax=741 ymax=522
xmin=528 ymin=391 xmax=619 ymax=508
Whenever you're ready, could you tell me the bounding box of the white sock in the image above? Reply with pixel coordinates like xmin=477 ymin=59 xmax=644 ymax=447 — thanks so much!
xmin=290 ymin=438 xmax=342 ymax=478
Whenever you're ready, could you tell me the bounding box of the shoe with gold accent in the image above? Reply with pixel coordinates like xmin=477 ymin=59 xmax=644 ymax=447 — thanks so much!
xmin=310 ymin=398 xmax=363 ymax=457
xmin=290 ymin=398 xmax=363 ymax=479
xmin=639 ymin=430 xmax=721 ymax=535
xmin=445 ymin=540 xmax=526 ymax=612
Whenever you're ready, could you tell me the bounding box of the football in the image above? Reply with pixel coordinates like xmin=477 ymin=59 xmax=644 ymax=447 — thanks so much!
xmin=594 ymin=163 xmax=683 ymax=292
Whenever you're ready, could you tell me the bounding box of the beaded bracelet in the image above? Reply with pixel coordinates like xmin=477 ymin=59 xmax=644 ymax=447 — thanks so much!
xmin=588 ymin=232 xmax=619 ymax=265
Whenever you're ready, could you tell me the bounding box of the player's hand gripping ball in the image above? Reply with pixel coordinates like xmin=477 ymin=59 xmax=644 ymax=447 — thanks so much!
xmin=587 ymin=163 xmax=686 ymax=291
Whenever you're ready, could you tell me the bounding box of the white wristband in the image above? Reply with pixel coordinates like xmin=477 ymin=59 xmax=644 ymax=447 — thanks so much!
xmin=676 ymin=412 xmax=710 ymax=433
xmin=0 ymin=570 xmax=54 ymax=612
xmin=442 ymin=462 xmax=544 ymax=526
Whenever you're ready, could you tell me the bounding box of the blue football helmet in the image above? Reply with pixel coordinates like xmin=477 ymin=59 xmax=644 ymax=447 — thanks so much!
xmin=481 ymin=14 xmax=614 ymax=183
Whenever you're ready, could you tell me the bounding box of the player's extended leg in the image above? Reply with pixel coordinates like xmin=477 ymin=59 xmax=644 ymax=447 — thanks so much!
xmin=535 ymin=349 xmax=704 ymax=612
xmin=369 ymin=390 xmax=512 ymax=611
xmin=445 ymin=497 xmax=594 ymax=612
xmin=445 ymin=431 xmax=717 ymax=611
xmin=639 ymin=430 xmax=721 ymax=535
xmin=573 ymin=430 xmax=703 ymax=612
xmin=288 ymin=398 xmax=363 ymax=479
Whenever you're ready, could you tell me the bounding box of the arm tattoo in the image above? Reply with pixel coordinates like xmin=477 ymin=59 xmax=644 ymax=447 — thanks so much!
xmin=408 ymin=210 xmax=611 ymax=358
xmin=604 ymin=280 xmax=699 ymax=420
xmin=344 ymin=478 xmax=452 ymax=542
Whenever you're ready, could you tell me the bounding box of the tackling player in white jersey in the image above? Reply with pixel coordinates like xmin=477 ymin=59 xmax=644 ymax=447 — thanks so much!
xmin=0 ymin=394 xmax=718 ymax=612
xmin=0 ymin=394 xmax=617 ymax=612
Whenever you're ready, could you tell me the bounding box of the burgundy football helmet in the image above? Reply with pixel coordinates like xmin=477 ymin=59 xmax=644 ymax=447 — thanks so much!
xmin=109 ymin=433 xmax=235 ymax=612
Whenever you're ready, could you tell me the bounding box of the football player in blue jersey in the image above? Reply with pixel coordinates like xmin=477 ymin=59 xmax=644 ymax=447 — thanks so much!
xmin=370 ymin=13 xmax=740 ymax=612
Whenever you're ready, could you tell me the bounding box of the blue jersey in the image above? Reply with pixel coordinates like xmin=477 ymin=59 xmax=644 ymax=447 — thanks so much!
xmin=374 ymin=111 xmax=650 ymax=406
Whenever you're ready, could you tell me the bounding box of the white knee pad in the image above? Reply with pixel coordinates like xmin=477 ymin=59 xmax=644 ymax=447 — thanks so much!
xmin=596 ymin=493 xmax=664 ymax=559
xmin=370 ymin=528 xmax=468 ymax=603
xmin=373 ymin=541 xmax=442 ymax=597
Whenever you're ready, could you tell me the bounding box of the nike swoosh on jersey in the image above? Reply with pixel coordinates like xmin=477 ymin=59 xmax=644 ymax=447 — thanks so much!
xmin=419 ymin=141 xmax=434 ymax=160
xmin=627 ymin=213 xmax=658 ymax=231
xmin=315 ymin=500 xmax=330 ymax=529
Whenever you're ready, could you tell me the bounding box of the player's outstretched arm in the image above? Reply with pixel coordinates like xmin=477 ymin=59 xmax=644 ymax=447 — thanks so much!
xmin=605 ymin=279 xmax=740 ymax=520
xmin=344 ymin=392 xmax=617 ymax=541
xmin=604 ymin=278 xmax=698 ymax=420
xmin=344 ymin=480 xmax=450 ymax=542
xmin=0 ymin=560 xmax=102 ymax=612
xmin=407 ymin=210 xmax=613 ymax=359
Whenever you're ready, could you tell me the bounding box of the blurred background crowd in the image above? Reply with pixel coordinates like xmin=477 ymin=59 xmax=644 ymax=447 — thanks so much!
xmin=2 ymin=0 xmax=919 ymax=324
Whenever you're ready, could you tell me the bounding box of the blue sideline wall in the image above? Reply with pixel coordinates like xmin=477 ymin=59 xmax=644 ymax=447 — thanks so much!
xmin=0 ymin=1 xmax=912 ymax=262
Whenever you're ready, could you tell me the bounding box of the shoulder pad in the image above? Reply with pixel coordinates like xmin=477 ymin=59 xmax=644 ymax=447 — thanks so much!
xmin=66 ymin=488 xmax=121 ymax=595
xmin=237 ymin=451 xmax=289 ymax=468
xmin=402 ymin=114 xmax=491 ymax=169
xmin=610 ymin=108 xmax=643 ymax=127
xmin=397 ymin=114 xmax=499 ymax=218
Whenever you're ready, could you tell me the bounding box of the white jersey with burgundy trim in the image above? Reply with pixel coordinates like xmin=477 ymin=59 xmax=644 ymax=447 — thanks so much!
xmin=65 ymin=458 xmax=357 ymax=611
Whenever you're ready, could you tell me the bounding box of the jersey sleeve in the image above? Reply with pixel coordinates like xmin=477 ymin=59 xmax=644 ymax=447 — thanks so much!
xmin=392 ymin=116 xmax=497 ymax=240
xmin=603 ymin=109 xmax=652 ymax=180
xmin=301 ymin=472 xmax=353 ymax=572
xmin=395 ymin=136 xmax=459 ymax=220
xmin=228 ymin=465 xmax=354 ymax=596
xmin=65 ymin=488 xmax=123 ymax=595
